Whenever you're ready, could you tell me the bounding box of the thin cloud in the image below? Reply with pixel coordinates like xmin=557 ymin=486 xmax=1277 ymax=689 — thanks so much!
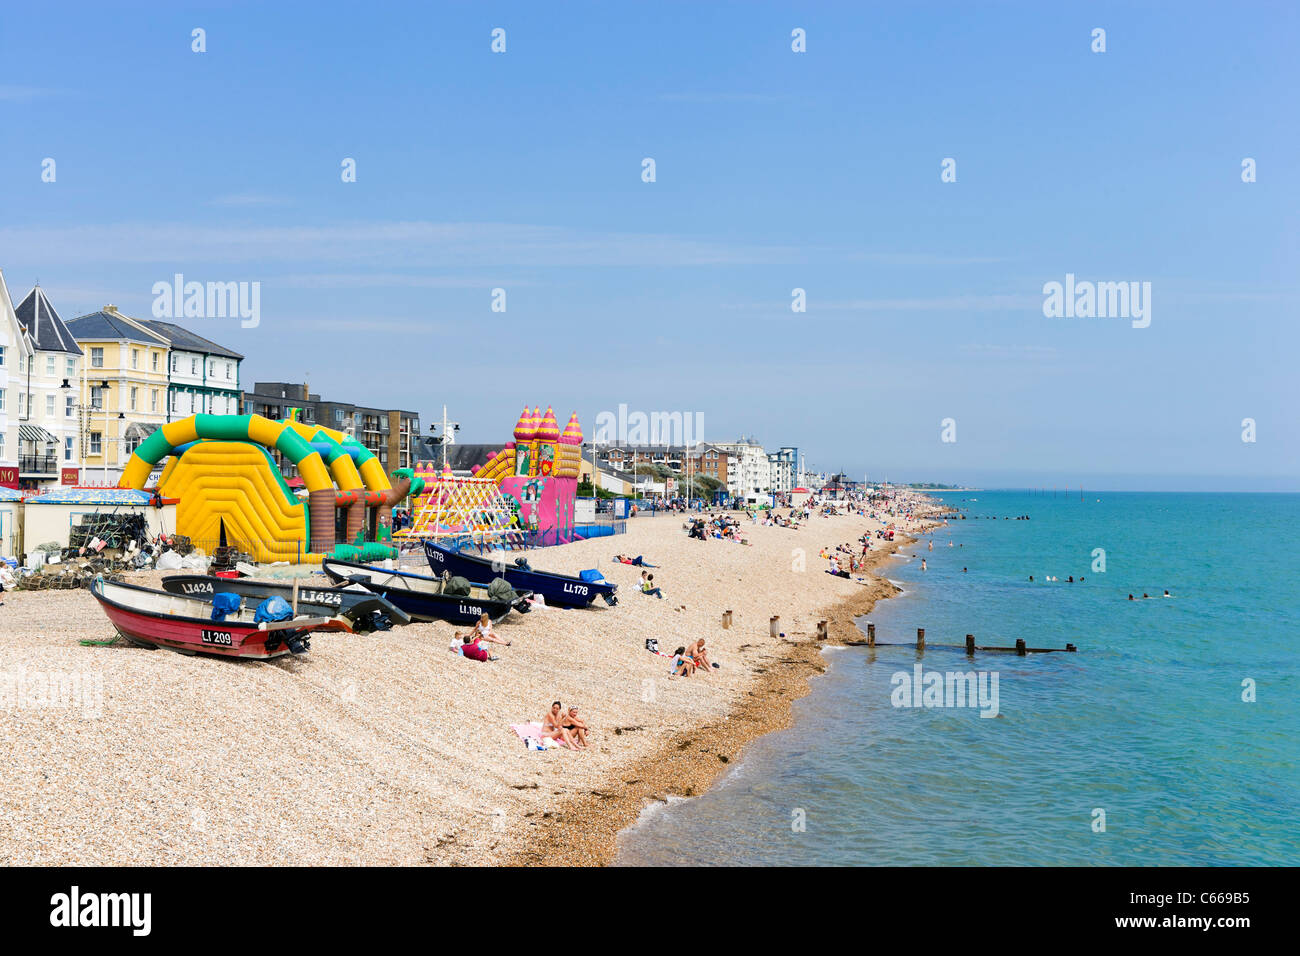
xmin=207 ymin=194 xmax=289 ymax=207
xmin=0 ymin=85 xmax=57 ymax=102
xmin=0 ymin=220 xmax=812 ymax=268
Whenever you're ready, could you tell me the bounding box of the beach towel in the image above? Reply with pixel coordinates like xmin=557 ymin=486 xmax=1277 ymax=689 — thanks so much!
xmin=511 ymin=722 xmax=562 ymax=750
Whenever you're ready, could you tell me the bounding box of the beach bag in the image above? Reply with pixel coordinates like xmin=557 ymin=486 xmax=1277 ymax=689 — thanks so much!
xmin=253 ymin=596 xmax=293 ymax=623
xmin=445 ymin=576 xmax=472 ymax=597
xmin=210 ymin=592 xmax=241 ymax=621
xmin=487 ymin=577 xmax=515 ymax=603
xmin=579 ymin=569 xmax=604 ymax=582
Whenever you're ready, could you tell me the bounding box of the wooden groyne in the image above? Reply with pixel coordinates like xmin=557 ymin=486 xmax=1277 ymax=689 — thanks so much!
xmin=845 ymin=624 xmax=1077 ymax=655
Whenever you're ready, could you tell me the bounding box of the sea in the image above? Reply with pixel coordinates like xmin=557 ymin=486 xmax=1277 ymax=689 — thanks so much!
xmin=615 ymin=490 xmax=1300 ymax=866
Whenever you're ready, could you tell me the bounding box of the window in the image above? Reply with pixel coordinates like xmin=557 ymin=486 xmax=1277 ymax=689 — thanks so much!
xmin=125 ymin=434 xmax=142 ymax=455
xmin=0 ymin=345 xmax=5 ymax=367
xmin=225 ymin=362 xmax=232 ymax=379
xmin=46 ymin=394 xmax=55 ymax=416
xmin=67 ymin=358 xmax=75 ymax=378
xmin=17 ymin=392 xmax=24 ymax=416
xmin=0 ymin=434 xmax=4 ymax=457
xmin=46 ymin=355 xmax=55 ymax=375
xmin=171 ymin=355 xmax=178 ymax=372
xmin=65 ymin=437 xmax=73 ymax=461
xmin=130 ymin=387 xmax=138 ymax=411
xmin=191 ymin=358 xmax=197 ymax=374
xmin=131 ymin=349 xmax=139 ymax=369
xmin=66 ymin=395 xmax=74 ymax=417
xmin=209 ymin=361 xmax=215 ymax=377
xmin=91 ymin=386 xmax=104 ymax=410
xmin=171 ymin=392 xmax=178 ymax=412
xmin=0 ymin=389 xmax=5 ymax=411
xmin=151 ymin=390 xmax=158 ymax=412
xmin=90 ymin=432 xmax=102 ymax=455
xmin=91 ymin=347 xmax=104 ymax=368
xmin=152 ymin=352 xmax=158 ymax=371
xmin=334 ymin=409 xmax=344 ymax=424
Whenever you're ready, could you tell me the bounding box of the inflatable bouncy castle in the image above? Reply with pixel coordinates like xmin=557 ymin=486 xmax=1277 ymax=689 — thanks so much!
xmin=116 ymin=413 xmax=423 ymax=563
xmin=405 ymin=406 xmax=583 ymax=548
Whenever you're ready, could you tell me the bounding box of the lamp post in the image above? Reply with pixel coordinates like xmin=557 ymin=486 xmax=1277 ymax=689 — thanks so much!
xmin=61 ymin=378 xmax=113 ymax=484
xmin=429 ymin=405 xmax=461 ymax=470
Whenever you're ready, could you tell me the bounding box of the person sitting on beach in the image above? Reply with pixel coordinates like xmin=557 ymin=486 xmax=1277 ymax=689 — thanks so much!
xmin=561 ymin=705 xmax=590 ymax=749
xmin=459 ymin=634 xmax=496 ymax=662
xmin=641 ymin=573 xmax=664 ymax=599
xmin=455 ymin=613 xmax=511 ymax=662
xmin=686 ymin=637 xmax=713 ymax=672
xmin=669 ymin=646 xmax=695 ymax=677
xmin=542 ymin=701 xmax=578 ymax=749
xmin=461 ymin=613 xmax=511 ymax=648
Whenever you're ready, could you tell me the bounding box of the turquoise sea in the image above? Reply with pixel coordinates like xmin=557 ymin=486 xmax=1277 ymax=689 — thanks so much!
xmin=616 ymin=491 xmax=1300 ymax=866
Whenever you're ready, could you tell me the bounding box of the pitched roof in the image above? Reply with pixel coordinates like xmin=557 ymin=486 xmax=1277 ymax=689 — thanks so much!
xmin=136 ymin=320 xmax=243 ymax=360
xmin=14 ymin=286 xmax=84 ymax=355
xmin=66 ymin=309 xmax=171 ymax=346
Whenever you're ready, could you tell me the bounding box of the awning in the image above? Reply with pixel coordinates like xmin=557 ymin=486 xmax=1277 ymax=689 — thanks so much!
xmin=18 ymin=424 xmax=58 ymax=444
xmin=124 ymin=422 xmax=161 ymax=441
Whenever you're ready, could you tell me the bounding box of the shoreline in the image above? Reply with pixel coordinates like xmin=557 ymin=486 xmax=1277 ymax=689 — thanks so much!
xmin=502 ymin=530 xmax=926 ymax=867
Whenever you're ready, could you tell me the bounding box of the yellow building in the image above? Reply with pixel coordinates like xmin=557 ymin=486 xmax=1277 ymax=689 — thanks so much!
xmin=64 ymin=306 xmax=170 ymax=483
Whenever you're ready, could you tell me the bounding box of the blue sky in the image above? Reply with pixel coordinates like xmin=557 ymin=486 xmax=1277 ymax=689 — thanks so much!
xmin=1 ymin=1 xmax=1296 ymax=490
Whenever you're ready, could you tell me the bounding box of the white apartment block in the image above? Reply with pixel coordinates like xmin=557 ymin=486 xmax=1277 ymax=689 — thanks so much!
xmin=713 ymin=436 xmax=771 ymax=503
xmin=0 ymin=271 xmax=84 ymax=491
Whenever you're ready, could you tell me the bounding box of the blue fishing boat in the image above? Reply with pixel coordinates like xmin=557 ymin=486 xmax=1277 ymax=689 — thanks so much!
xmin=422 ymin=540 xmax=617 ymax=608
xmin=321 ymin=559 xmax=532 ymax=624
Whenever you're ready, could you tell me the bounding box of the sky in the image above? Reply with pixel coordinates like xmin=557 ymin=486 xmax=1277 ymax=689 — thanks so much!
xmin=1 ymin=0 xmax=1296 ymax=490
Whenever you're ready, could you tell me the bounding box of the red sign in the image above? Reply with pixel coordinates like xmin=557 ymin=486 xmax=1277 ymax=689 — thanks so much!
xmin=61 ymin=467 xmax=81 ymax=486
xmin=0 ymin=467 xmax=17 ymax=489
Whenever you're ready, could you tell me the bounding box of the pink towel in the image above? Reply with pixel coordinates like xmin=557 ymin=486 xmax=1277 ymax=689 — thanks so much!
xmin=511 ymin=722 xmax=543 ymax=741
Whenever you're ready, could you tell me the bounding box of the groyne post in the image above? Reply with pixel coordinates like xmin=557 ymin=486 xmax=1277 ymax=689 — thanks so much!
xmin=770 ymin=615 xmax=780 ymax=638
xmin=917 ymin=627 xmax=925 ymax=650
xmin=965 ymin=633 xmax=975 ymax=655
xmin=866 ymin=622 xmax=875 ymax=647
xmin=817 ymin=620 xmax=828 ymax=640
xmin=1015 ymin=638 xmax=1026 ymax=656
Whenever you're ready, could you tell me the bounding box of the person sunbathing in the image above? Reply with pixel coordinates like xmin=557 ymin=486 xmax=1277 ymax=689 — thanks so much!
xmin=467 ymin=612 xmax=511 ymax=647
xmin=542 ymin=701 xmax=579 ymax=748
xmin=459 ymin=634 xmax=495 ymax=662
xmin=686 ymin=637 xmax=713 ymax=672
xmin=614 ymin=554 xmax=656 ymax=567
xmin=561 ymin=705 xmax=590 ymax=748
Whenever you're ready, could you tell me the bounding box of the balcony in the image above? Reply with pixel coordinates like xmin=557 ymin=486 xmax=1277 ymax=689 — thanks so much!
xmin=20 ymin=455 xmax=59 ymax=475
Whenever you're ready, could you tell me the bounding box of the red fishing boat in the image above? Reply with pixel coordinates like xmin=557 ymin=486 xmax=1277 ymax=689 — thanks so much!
xmin=90 ymin=576 xmax=353 ymax=659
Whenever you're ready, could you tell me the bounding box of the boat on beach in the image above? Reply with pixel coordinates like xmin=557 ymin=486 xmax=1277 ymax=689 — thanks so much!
xmin=90 ymin=576 xmax=353 ymax=659
xmin=320 ymin=559 xmax=532 ymax=624
xmin=159 ymin=574 xmax=413 ymax=627
xmin=422 ymin=540 xmax=617 ymax=608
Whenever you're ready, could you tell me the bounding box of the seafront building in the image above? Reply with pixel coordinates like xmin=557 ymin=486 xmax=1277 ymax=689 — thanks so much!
xmin=64 ymin=306 xmax=172 ymax=484
xmin=0 ymin=279 xmax=85 ymax=491
xmin=242 ymin=381 xmax=420 ymax=481
xmin=712 ymin=437 xmax=771 ymax=503
xmin=767 ymin=446 xmax=798 ymax=495
xmin=136 ymin=320 xmax=243 ymax=419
